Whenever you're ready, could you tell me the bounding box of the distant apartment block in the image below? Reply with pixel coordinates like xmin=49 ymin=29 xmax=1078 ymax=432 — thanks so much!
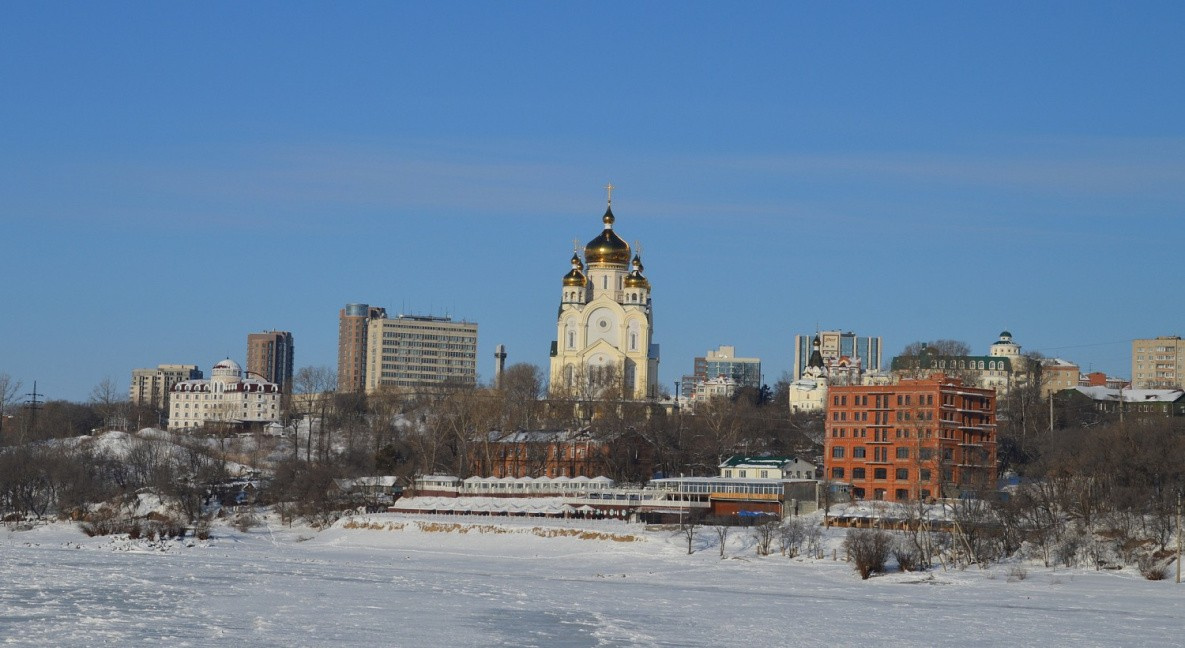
xmin=793 ymin=331 xmax=881 ymax=380
xmin=1040 ymin=358 xmax=1080 ymax=398
xmin=681 ymin=345 xmax=761 ymax=402
xmin=247 ymin=330 xmax=294 ymax=390
xmin=364 ymin=314 xmax=478 ymax=392
xmin=129 ymin=364 xmax=203 ymax=409
xmin=338 ymin=303 xmax=387 ymax=393
xmin=1132 ymin=336 xmax=1185 ymax=389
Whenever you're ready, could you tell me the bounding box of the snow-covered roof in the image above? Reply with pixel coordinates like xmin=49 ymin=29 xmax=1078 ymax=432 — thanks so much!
xmin=391 ymin=496 xmax=572 ymax=516
xmin=1073 ymin=386 xmax=1185 ymax=403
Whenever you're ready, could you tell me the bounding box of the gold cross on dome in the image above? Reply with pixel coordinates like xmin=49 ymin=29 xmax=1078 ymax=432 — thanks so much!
xmin=572 ymin=238 xmax=580 ymax=252
xmin=604 ymin=182 xmax=614 ymax=205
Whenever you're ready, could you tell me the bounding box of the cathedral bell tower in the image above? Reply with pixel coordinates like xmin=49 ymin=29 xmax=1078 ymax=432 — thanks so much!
xmin=549 ymin=186 xmax=659 ymax=400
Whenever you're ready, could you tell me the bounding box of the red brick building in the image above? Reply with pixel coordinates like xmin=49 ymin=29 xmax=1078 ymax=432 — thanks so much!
xmin=472 ymin=428 xmax=654 ymax=483
xmin=824 ymin=375 xmax=997 ymax=502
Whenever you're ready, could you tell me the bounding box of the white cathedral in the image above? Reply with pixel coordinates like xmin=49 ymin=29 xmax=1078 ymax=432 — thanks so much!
xmin=549 ymin=189 xmax=659 ymax=400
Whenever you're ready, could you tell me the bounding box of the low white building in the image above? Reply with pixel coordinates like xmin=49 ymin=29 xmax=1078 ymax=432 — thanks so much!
xmin=168 ymin=359 xmax=281 ymax=431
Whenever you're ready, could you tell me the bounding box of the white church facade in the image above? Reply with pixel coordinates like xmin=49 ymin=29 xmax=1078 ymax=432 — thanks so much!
xmin=549 ymin=190 xmax=659 ymax=400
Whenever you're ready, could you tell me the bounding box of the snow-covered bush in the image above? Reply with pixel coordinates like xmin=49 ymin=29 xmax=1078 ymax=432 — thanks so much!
xmin=844 ymin=529 xmax=891 ymax=579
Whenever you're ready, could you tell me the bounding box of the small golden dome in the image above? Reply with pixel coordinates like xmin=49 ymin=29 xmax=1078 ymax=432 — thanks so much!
xmin=585 ymin=206 xmax=630 ymax=266
xmin=562 ymin=252 xmax=587 ymax=287
xmin=624 ymin=254 xmax=649 ymax=289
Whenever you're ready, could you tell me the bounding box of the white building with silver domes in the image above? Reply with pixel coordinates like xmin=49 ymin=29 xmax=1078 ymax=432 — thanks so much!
xmin=549 ymin=191 xmax=659 ymax=400
xmin=168 ymin=359 xmax=281 ymax=431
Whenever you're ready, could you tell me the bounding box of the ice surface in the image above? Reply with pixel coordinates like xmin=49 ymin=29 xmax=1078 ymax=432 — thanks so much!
xmin=2 ymin=515 xmax=1183 ymax=647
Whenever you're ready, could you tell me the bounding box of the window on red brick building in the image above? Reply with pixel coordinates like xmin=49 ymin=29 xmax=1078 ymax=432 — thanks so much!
xmin=852 ymin=447 xmax=865 ymax=459
xmin=832 ymin=467 xmax=844 ymax=479
xmin=874 ymin=468 xmax=887 ymax=480
xmin=896 ymin=468 xmax=908 ymax=480
xmin=831 ymin=447 xmax=845 ymax=458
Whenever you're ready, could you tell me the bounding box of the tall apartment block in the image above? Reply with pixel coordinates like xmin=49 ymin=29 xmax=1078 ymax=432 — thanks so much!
xmin=794 ymin=331 xmax=881 ymax=379
xmin=129 ymin=364 xmax=203 ymax=409
xmin=364 ymin=314 xmax=478 ymax=392
xmin=824 ymin=375 xmax=997 ymax=503
xmin=338 ymin=303 xmax=387 ymax=392
xmin=1132 ymin=336 xmax=1185 ymax=389
xmin=246 ymin=330 xmax=294 ymax=390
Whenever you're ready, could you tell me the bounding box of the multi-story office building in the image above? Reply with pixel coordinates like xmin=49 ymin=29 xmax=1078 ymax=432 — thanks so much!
xmin=681 ymin=345 xmax=760 ymax=402
xmin=793 ymin=331 xmax=881 ymax=380
xmin=129 ymin=364 xmax=203 ymax=409
xmin=338 ymin=303 xmax=387 ymax=392
xmin=364 ymin=314 xmax=478 ymax=392
xmin=824 ymin=375 xmax=997 ymax=503
xmin=247 ymin=330 xmax=294 ymax=390
xmin=700 ymin=345 xmax=761 ymax=387
xmin=1132 ymin=336 xmax=1185 ymax=389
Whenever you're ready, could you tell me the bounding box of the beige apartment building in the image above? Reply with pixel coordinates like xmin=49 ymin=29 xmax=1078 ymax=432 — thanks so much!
xmin=1040 ymin=358 xmax=1080 ymax=398
xmin=129 ymin=364 xmax=203 ymax=409
xmin=338 ymin=303 xmax=387 ymax=392
xmin=364 ymin=314 xmax=478 ymax=393
xmin=1132 ymin=336 xmax=1185 ymax=388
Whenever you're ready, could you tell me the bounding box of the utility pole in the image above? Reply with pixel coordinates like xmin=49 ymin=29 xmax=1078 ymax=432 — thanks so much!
xmin=21 ymin=381 xmax=43 ymax=443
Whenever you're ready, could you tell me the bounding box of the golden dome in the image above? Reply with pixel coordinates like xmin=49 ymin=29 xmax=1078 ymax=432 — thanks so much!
xmin=562 ymin=252 xmax=587 ymax=287
xmin=624 ymin=254 xmax=650 ymax=289
xmin=584 ymin=206 xmax=630 ymax=266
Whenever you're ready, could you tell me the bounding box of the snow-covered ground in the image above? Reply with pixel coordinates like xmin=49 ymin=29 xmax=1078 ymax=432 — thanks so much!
xmin=2 ymin=514 xmax=1183 ymax=647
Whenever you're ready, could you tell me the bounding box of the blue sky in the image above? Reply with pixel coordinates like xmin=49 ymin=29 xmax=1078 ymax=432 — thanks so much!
xmin=2 ymin=2 xmax=1183 ymax=402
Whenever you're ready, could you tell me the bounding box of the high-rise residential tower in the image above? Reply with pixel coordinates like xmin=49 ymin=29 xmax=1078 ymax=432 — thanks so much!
xmin=338 ymin=303 xmax=387 ymax=392
xmin=246 ymin=330 xmax=294 ymax=390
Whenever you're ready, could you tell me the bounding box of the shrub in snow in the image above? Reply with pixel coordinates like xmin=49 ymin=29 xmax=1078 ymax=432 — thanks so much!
xmin=1007 ymin=565 xmax=1028 ymax=582
xmin=233 ymin=513 xmax=260 ymax=533
xmin=778 ymin=518 xmax=807 ymax=557
xmin=752 ymin=520 xmax=777 ymax=556
xmin=1138 ymin=555 xmax=1168 ymax=581
xmin=893 ymin=537 xmax=921 ymax=572
xmin=844 ymin=528 xmax=891 ymax=579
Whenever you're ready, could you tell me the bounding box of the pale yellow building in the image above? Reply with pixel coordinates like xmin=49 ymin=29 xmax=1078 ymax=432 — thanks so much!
xmin=1132 ymin=336 xmax=1185 ymax=389
xmin=130 ymin=364 xmax=202 ymax=408
xmin=549 ymin=192 xmax=659 ymax=400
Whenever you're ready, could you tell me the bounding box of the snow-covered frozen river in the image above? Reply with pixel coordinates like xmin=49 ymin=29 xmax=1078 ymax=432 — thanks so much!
xmin=2 ymin=515 xmax=1183 ymax=647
